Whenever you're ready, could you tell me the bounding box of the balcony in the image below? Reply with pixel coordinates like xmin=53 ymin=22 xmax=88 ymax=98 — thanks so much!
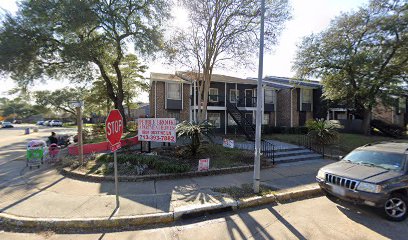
xmin=190 ymin=95 xmax=259 ymax=108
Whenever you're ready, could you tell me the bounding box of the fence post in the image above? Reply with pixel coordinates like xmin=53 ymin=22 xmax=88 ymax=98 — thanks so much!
xmin=272 ymin=144 xmax=275 ymax=165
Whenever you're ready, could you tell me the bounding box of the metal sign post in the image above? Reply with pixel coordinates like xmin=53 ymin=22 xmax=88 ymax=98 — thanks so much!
xmin=114 ymin=150 xmax=119 ymax=210
xmin=105 ymin=109 xmax=123 ymax=214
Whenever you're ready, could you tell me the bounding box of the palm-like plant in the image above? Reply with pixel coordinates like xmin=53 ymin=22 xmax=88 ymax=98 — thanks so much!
xmin=306 ymin=119 xmax=339 ymax=145
xmin=176 ymin=121 xmax=214 ymax=156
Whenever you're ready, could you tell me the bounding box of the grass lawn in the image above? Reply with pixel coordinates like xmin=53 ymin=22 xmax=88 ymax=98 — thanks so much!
xmin=197 ymin=144 xmax=265 ymax=168
xmin=265 ymin=133 xmax=407 ymax=156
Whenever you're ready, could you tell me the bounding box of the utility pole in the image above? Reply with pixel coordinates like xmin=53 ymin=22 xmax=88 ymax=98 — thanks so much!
xmin=71 ymin=101 xmax=84 ymax=165
xmin=254 ymin=0 xmax=265 ymax=194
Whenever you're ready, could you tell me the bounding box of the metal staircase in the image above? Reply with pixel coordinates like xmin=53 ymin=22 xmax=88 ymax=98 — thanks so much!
xmin=226 ymin=101 xmax=256 ymax=140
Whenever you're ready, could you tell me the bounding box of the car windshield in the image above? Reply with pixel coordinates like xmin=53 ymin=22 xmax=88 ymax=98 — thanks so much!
xmin=343 ymin=150 xmax=406 ymax=171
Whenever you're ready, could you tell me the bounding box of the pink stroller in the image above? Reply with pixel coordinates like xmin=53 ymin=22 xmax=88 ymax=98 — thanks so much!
xmin=47 ymin=143 xmax=60 ymax=164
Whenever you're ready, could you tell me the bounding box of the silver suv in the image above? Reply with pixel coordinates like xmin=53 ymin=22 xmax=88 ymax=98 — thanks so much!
xmin=316 ymin=142 xmax=408 ymax=221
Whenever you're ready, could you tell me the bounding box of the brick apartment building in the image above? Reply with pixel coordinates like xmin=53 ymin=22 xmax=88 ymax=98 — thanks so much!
xmin=149 ymin=72 xmax=327 ymax=135
xmin=149 ymin=71 xmax=408 ymax=136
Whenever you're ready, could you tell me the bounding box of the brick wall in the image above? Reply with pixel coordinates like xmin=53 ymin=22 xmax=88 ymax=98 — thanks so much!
xmin=149 ymin=81 xmax=190 ymax=121
xmin=372 ymin=101 xmax=394 ymax=125
xmin=276 ymin=89 xmax=291 ymax=127
xmin=306 ymin=112 xmax=313 ymax=123
xmin=180 ymin=84 xmax=190 ymax=121
xmin=292 ymin=89 xmax=299 ymax=127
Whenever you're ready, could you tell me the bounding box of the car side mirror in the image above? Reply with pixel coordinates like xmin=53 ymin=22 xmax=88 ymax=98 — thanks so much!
xmin=338 ymin=156 xmax=343 ymax=160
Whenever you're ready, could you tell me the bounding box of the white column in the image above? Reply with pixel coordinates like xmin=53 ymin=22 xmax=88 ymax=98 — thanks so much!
xmin=225 ymin=82 xmax=227 ymax=135
xmin=193 ymin=80 xmax=197 ymax=122
xmin=154 ymin=81 xmax=157 ymax=117
xmin=290 ymin=88 xmax=293 ymax=127
xmin=235 ymin=83 xmax=238 ymax=106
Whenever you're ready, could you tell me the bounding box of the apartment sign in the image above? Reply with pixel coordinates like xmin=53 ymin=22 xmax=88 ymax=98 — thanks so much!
xmin=138 ymin=118 xmax=177 ymax=143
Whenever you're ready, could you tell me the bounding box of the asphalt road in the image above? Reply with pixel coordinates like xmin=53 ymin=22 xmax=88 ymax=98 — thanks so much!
xmin=0 ymin=124 xmax=75 ymax=165
xmin=0 ymin=124 xmax=75 ymax=187
xmin=0 ymin=196 xmax=407 ymax=240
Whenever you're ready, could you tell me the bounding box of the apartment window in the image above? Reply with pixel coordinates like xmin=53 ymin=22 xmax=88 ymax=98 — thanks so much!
xmin=301 ymin=88 xmax=312 ymax=112
xmin=228 ymin=114 xmax=237 ymax=125
xmin=398 ymin=97 xmax=407 ymax=114
xmin=229 ymin=89 xmax=238 ymax=103
xmin=265 ymin=89 xmax=275 ymax=104
xmin=302 ymin=89 xmax=312 ymax=104
xmin=208 ymin=113 xmax=221 ymax=128
xmin=167 ymin=83 xmax=181 ymax=100
xmin=209 ymin=88 xmax=219 ymax=102
xmin=263 ymin=113 xmax=270 ymax=125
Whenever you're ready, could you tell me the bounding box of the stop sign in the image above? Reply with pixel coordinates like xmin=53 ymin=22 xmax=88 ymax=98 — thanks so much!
xmin=105 ymin=109 xmax=123 ymax=146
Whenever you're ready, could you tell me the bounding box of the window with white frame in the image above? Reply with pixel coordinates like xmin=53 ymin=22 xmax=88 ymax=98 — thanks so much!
xmin=229 ymin=89 xmax=238 ymax=103
xmin=265 ymin=89 xmax=275 ymax=104
xmin=301 ymin=88 xmax=313 ymax=111
xmin=208 ymin=113 xmax=221 ymax=128
xmin=228 ymin=114 xmax=237 ymax=125
xmin=209 ymin=88 xmax=219 ymax=102
xmin=302 ymin=89 xmax=312 ymax=104
xmin=263 ymin=113 xmax=270 ymax=125
xmin=167 ymin=82 xmax=181 ymax=100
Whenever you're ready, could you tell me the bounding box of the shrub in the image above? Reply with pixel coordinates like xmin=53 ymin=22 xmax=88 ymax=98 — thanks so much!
xmin=371 ymin=119 xmax=406 ymax=138
xmin=306 ymin=119 xmax=339 ymax=145
xmin=96 ymin=153 xmax=190 ymax=174
xmin=176 ymin=120 xmax=214 ymax=156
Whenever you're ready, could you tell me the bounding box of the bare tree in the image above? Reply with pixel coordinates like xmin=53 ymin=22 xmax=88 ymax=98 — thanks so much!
xmin=168 ymin=0 xmax=291 ymax=121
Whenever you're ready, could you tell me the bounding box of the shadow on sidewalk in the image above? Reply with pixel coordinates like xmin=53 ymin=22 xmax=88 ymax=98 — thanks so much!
xmin=0 ymin=176 xmax=66 ymax=213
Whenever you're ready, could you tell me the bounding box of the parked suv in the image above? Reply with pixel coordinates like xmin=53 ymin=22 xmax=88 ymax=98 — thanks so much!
xmin=317 ymin=142 xmax=408 ymax=221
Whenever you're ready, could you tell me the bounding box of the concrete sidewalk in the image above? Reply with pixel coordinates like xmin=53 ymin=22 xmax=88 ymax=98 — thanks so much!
xmin=0 ymin=158 xmax=333 ymax=228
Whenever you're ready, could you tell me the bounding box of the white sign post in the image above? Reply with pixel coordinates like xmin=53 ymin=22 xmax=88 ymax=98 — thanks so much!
xmin=138 ymin=118 xmax=177 ymax=143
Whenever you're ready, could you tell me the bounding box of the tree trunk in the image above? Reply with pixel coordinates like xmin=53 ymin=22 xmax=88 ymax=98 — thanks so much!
xmin=114 ymin=100 xmax=127 ymax=133
xmin=362 ymin=109 xmax=372 ymax=135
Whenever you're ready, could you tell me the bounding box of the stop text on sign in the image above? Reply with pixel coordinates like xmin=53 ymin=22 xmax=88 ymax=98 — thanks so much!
xmin=105 ymin=109 xmax=124 ymax=150
xmin=138 ymin=118 xmax=177 ymax=143
xmin=106 ymin=119 xmax=123 ymax=135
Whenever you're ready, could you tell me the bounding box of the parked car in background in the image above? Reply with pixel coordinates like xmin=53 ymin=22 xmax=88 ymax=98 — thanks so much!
xmin=49 ymin=120 xmax=63 ymax=127
xmin=36 ymin=121 xmax=44 ymax=125
xmin=317 ymin=142 xmax=408 ymax=221
xmin=43 ymin=121 xmax=50 ymax=126
xmin=13 ymin=120 xmax=22 ymax=124
xmin=1 ymin=122 xmax=14 ymax=128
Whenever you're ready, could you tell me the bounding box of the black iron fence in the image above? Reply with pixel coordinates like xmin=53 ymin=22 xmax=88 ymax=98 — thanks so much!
xmin=260 ymin=140 xmax=275 ymax=165
xmin=296 ymin=134 xmax=325 ymax=157
xmin=223 ymin=139 xmax=276 ymax=164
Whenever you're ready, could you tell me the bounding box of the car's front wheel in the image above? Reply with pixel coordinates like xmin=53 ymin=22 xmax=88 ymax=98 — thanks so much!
xmin=383 ymin=193 xmax=407 ymax=221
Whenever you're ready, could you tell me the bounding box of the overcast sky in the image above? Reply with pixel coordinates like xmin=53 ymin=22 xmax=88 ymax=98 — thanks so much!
xmin=0 ymin=0 xmax=369 ymax=102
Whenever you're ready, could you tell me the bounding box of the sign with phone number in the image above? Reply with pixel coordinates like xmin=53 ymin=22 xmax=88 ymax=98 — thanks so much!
xmin=138 ymin=118 xmax=177 ymax=143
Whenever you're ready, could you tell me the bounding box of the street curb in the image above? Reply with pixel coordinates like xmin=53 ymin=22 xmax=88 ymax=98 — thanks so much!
xmin=0 ymin=186 xmax=322 ymax=230
xmin=0 ymin=212 xmax=173 ymax=229
xmin=60 ymin=164 xmax=275 ymax=182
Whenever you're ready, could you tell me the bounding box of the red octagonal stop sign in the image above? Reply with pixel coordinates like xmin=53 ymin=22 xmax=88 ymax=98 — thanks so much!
xmin=105 ymin=109 xmax=123 ymax=147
